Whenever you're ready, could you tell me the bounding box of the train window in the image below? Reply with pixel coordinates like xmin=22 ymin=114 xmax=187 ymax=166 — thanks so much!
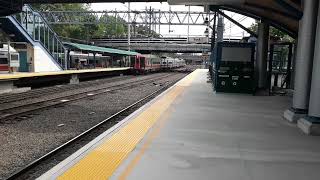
xmin=152 ymin=59 xmax=160 ymax=64
xmin=0 ymin=58 xmax=8 ymax=64
xmin=11 ymin=54 xmax=19 ymax=61
xmin=130 ymin=57 xmax=135 ymax=67
xmin=140 ymin=57 xmax=145 ymax=68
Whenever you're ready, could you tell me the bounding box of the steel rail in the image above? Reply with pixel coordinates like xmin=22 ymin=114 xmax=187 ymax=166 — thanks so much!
xmin=0 ymin=76 xmax=131 ymax=104
xmin=5 ymin=73 xmax=185 ymax=180
xmin=0 ymin=73 xmax=173 ymax=121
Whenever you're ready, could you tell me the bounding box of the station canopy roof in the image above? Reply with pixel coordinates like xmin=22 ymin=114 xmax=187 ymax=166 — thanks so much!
xmin=64 ymin=42 xmax=139 ymax=56
xmin=169 ymin=0 xmax=302 ymax=37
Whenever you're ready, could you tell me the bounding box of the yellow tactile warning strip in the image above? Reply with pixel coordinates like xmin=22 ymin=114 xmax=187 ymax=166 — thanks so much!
xmin=0 ymin=67 xmax=130 ymax=80
xmin=57 ymin=70 xmax=199 ymax=180
xmin=118 ymin=106 xmax=173 ymax=180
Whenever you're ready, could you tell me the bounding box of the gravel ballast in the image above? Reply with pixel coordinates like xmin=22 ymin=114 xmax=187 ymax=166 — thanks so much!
xmin=0 ymin=72 xmax=188 ymax=179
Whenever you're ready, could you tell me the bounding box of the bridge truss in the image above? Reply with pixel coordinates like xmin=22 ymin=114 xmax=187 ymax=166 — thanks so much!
xmin=40 ymin=9 xmax=215 ymax=26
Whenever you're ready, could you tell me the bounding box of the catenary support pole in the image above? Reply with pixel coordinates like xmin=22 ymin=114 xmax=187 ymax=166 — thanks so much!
xmin=128 ymin=2 xmax=131 ymax=51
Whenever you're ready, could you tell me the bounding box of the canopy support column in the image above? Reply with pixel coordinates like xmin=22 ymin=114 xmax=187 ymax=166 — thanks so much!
xmin=284 ymin=0 xmax=319 ymax=123
xmin=216 ymin=15 xmax=223 ymax=43
xmin=256 ymin=21 xmax=269 ymax=93
xmin=298 ymin=1 xmax=320 ymax=135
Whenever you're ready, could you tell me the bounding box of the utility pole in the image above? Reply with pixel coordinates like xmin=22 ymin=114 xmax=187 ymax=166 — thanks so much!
xmin=187 ymin=5 xmax=190 ymax=42
xmin=205 ymin=5 xmax=210 ymax=44
xmin=7 ymin=40 xmax=11 ymax=73
xmin=128 ymin=2 xmax=131 ymax=51
xmin=211 ymin=11 xmax=217 ymax=52
xmin=149 ymin=6 xmax=152 ymax=37
xmin=115 ymin=8 xmax=118 ymax=38
xmin=168 ymin=6 xmax=173 ymax=34
xmin=158 ymin=9 xmax=161 ymax=35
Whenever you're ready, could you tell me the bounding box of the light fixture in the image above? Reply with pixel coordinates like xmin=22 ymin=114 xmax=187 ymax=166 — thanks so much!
xmin=204 ymin=17 xmax=209 ymax=26
xmin=204 ymin=28 xmax=209 ymax=37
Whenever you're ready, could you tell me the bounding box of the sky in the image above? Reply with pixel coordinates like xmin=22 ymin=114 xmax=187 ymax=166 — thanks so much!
xmin=90 ymin=2 xmax=255 ymax=39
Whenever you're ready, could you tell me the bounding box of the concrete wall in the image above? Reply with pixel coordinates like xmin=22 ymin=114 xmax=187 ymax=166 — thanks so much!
xmin=33 ymin=44 xmax=62 ymax=72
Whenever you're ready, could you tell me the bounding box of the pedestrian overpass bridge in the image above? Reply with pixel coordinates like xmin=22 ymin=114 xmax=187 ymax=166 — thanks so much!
xmin=93 ymin=38 xmax=211 ymax=53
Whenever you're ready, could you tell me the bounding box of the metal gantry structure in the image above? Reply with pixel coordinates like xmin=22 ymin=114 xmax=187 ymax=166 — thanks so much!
xmin=40 ymin=9 xmax=216 ymax=26
xmin=36 ymin=7 xmax=260 ymax=53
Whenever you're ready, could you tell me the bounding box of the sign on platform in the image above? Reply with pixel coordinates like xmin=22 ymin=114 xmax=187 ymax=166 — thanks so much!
xmin=188 ymin=37 xmax=209 ymax=44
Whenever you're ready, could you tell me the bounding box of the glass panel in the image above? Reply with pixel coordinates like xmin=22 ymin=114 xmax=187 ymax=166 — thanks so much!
xmin=14 ymin=13 xmax=22 ymax=24
xmin=39 ymin=19 xmax=45 ymax=45
xmin=56 ymin=38 xmax=59 ymax=60
xmin=52 ymin=37 xmax=55 ymax=56
xmin=61 ymin=47 xmax=64 ymax=68
xmin=46 ymin=26 xmax=50 ymax=50
xmin=27 ymin=10 xmax=34 ymax=36
xmin=34 ymin=16 xmax=40 ymax=41
xmin=20 ymin=6 xmax=28 ymax=30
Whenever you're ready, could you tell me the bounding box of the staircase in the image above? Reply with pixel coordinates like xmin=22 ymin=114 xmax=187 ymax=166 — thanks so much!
xmin=0 ymin=5 xmax=67 ymax=71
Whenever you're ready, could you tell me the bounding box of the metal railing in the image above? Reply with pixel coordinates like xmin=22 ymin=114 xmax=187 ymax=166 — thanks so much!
xmin=12 ymin=5 xmax=67 ymax=69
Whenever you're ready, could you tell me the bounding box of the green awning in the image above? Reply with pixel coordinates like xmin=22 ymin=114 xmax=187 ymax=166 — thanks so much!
xmin=64 ymin=42 xmax=139 ymax=56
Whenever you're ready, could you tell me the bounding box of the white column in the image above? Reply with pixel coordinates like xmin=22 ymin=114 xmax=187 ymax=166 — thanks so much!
xmin=284 ymin=0 xmax=319 ymax=123
xmin=297 ymin=1 xmax=320 ymax=135
xmin=308 ymin=1 xmax=320 ymax=118
xmin=292 ymin=0 xmax=319 ymax=111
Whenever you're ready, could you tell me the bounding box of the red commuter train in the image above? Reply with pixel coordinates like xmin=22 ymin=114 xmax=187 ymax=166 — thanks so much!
xmin=131 ymin=54 xmax=185 ymax=74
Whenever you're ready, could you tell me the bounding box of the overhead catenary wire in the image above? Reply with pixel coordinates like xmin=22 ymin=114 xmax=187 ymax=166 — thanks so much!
xmin=224 ymin=16 xmax=248 ymax=31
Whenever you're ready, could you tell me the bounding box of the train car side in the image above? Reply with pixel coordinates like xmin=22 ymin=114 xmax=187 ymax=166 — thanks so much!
xmin=132 ymin=54 xmax=186 ymax=74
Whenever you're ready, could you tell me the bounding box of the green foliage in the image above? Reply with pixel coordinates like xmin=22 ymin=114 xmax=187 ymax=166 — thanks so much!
xmin=133 ymin=24 xmax=160 ymax=38
xmin=32 ymin=3 xmax=159 ymax=41
xmin=33 ymin=3 xmax=110 ymax=40
xmin=32 ymin=3 xmax=90 ymax=12
xmin=248 ymin=22 xmax=294 ymax=42
xmin=99 ymin=15 xmax=127 ymax=38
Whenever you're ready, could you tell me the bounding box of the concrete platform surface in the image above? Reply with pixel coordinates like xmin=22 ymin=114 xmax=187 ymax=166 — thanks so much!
xmin=39 ymin=69 xmax=320 ymax=180
xmin=0 ymin=67 xmax=130 ymax=80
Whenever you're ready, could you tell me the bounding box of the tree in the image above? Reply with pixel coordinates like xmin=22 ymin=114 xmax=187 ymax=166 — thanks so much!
xmin=32 ymin=3 xmax=160 ymax=41
xmin=99 ymin=15 xmax=127 ymax=38
xmin=32 ymin=3 xmax=98 ymax=41
xmin=32 ymin=4 xmax=126 ymax=41
xmin=248 ymin=22 xmax=294 ymax=42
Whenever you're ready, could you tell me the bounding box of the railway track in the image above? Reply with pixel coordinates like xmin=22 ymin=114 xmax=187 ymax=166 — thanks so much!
xmin=0 ymin=73 xmax=173 ymax=121
xmin=0 ymin=75 xmax=131 ymax=104
xmin=5 ymin=73 xmax=186 ymax=180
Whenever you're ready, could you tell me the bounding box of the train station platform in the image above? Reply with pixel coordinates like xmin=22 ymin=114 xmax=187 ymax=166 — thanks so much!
xmin=0 ymin=67 xmax=130 ymax=80
xmin=39 ymin=69 xmax=320 ymax=180
xmin=0 ymin=67 xmax=130 ymax=93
